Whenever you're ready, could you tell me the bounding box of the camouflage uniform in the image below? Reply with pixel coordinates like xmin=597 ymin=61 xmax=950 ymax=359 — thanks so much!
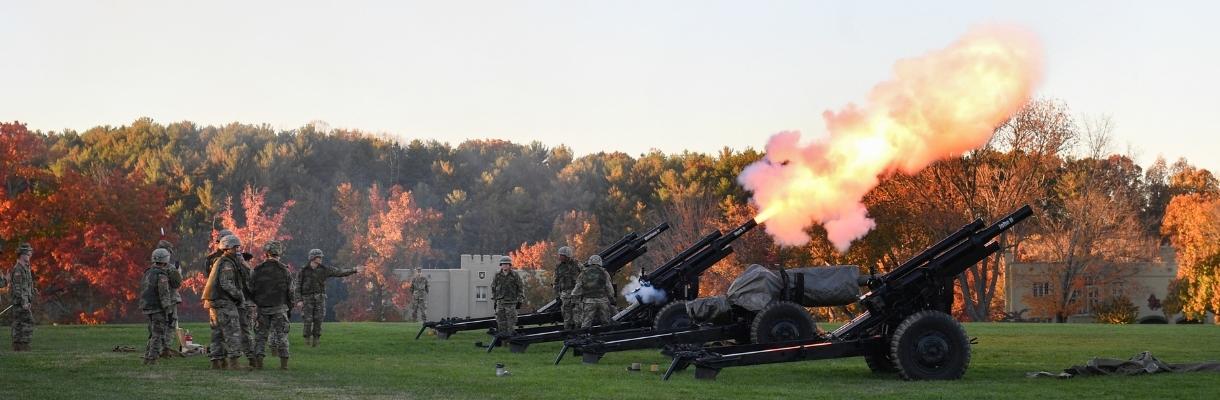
xmin=236 ymin=259 xmax=256 ymax=361
xmin=203 ymin=246 xmax=246 ymax=367
xmin=9 ymin=245 xmax=36 ymax=351
xmin=553 ymin=258 xmax=582 ymax=330
xmin=409 ymin=271 xmax=429 ymax=322
xmin=156 ymin=240 xmax=183 ymax=355
xmin=491 ymin=267 xmax=525 ymax=336
xmin=251 ymin=246 xmax=297 ymax=369
xmin=297 ymin=251 xmax=358 ymax=345
xmin=571 ymin=257 xmax=615 ymax=329
xmin=139 ymin=251 xmax=174 ymax=363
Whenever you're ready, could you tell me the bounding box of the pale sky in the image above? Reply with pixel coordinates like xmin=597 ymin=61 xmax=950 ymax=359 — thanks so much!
xmin=3 ymin=1 xmax=1217 ymax=172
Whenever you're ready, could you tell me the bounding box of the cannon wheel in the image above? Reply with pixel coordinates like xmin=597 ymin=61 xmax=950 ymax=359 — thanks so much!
xmin=889 ymin=310 xmax=970 ymax=380
xmin=750 ymin=301 xmax=817 ymax=344
xmin=864 ymin=347 xmax=898 ymax=374
xmin=654 ymin=301 xmax=692 ymax=331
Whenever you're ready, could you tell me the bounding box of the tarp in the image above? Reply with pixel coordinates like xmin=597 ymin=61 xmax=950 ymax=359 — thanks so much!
xmin=685 ymin=295 xmax=731 ymax=323
xmin=713 ymin=264 xmax=862 ymax=315
xmin=1027 ymin=351 xmax=1220 ymax=378
xmin=725 ymin=264 xmax=782 ymax=312
xmin=785 ymin=266 xmax=861 ymax=307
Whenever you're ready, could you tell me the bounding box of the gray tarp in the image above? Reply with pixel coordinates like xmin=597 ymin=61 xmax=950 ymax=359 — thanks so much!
xmin=725 ymin=264 xmax=782 ymax=312
xmin=785 ymin=266 xmax=861 ymax=307
xmin=1028 ymin=351 xmax=1220 ymax=378
xmin=685 ymin=295 xmax=731 ymax=323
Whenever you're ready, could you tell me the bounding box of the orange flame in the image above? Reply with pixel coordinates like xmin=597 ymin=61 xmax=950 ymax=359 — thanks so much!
xmin=739 ymin=25 xmax=1042 ymax=251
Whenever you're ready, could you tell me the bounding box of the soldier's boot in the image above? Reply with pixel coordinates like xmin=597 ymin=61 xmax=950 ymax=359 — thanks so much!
xmin=312 ymin=337 xmax=320 ymax=347
xmin=228 ymin=357 xmax=243 ymax=371
xmin=253 ymin=357 xmax=264 ymax=370
xmin=210 ymin=359 xmax=222 ymax=370
xmin=220 ymin=358 xmax=228 ymax=369
xmin=160 ymin=349 xmax=172 ymax=359
xmin=248 ymin=357 xmax=257 ymax=369
xmin=11 ymin=342 xmax=18 ymax=351
xmin=145 ymin=357 xmax=157 ymax=365
xmin=280 ymin=357 xmax=289 ymax=370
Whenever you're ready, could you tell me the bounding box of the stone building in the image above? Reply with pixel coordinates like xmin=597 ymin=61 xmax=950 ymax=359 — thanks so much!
xmin=394 ymin=254 xmax=543 ymax=321
xmin=1003 ymin=247 xmax=1189 ymax=323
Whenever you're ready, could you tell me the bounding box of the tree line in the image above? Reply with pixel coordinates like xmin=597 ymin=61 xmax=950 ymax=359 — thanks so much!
xmin=2 ymin=98 xmax=1217 ymax=324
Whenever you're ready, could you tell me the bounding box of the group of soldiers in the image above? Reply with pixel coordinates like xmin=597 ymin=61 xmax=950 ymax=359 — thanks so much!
xmin=139 ymin=229 xmax=361 ymax=370
xmin=490 ymin=246 xmax=616 ymax=337
xmin=3 ymin=243 xmax=36 ymax=352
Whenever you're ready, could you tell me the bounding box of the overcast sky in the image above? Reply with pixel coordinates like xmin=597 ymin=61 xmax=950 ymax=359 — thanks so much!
xmin=3 ymin=1 xmax=1217 ymax=172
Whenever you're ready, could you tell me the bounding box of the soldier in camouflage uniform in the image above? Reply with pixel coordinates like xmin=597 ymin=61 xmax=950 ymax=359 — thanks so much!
xmin=553 ymin=246 xmax=582 ymax=330
xmin=296 ymin=249 xmax=360 ymax=347
xmin=571 ymin=255 xmax=615 ymax=329
xmin=408 ymin=267 xmax=429 ymax=322
xmin=491 ymin=255 xmax=525 ymax=337
xmin=235 ymin=243 xmax=256 ymax=368
xmin=202 ymin=235 xmax=247 ymax=370
xmin=155 ymin=240 xmax=183 ymax=357
xmin=250 ymin=241 xmax=297 ymax=370
xmin=140 ymin=248 xmax=174 ymax=365
xmin=9 ymin=243 xmax=36 ymax=351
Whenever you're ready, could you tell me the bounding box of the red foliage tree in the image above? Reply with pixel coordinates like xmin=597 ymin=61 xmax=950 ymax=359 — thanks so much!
xmin=3 ymin=121 xmax=169 ymax=323
xmin=333 ymin=183 xmax=441 ymax=321
xmin=217 ymin=185 xmax=295 ymax=264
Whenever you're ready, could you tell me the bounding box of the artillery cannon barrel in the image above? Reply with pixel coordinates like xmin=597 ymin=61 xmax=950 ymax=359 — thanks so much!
xmin=647 ymin=218 xmax=758 ymax=287
xmin=642 ymin=230 xmax=722 ymax=281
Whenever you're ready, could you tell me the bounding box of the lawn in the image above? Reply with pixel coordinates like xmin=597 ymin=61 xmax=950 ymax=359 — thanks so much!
xmin=1 ymin=321 xmax=1218 ymax=399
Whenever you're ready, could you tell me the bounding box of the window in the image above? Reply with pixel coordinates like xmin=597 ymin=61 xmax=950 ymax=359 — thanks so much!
xmin=1031 ymin=282 xmax=1050 ymax=298
xmin=475 ymin=286 xmax=488 ymax=301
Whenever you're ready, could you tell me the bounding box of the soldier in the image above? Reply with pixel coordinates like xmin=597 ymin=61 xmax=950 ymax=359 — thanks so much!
xmin=155 ymin=240 xmax=183 ymax=357
xmin=296 ymin=249 xmax=360 ymax=347
xmin=9 ymin=243 xmax=36 ymax=351
xmin=140 ymin=248 xmax=174 ymax=365
xmin=553 ymin=246 xmax=581 ymax=330
xmin=250 ymin=241 xmax=297 ymax=370
xmin=205 ymin=229 xmax=235 ymax=268
xmin=571 ymin=254 xmax=615 ymax=329
xmin=490 ymin=256 xmax=524 ymax=337
xmin=202 ymin=235 xmax=246 ymax=370
xmin=408 ymin=267 xmax=429 ymax=322
xmin=235 ymin=244 xmax=256 ymax=368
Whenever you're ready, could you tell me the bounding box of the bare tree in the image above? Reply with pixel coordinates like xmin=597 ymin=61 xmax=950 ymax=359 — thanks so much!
xmin=1021 ymin=117 xmax=1155 ymax=322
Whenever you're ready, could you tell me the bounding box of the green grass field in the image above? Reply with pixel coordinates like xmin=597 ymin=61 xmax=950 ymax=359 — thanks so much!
xmin=1 ymin=322 xmax=1218 ymax=399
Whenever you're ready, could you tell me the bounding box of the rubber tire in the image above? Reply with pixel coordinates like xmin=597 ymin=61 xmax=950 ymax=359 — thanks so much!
xmin=654 ymin=301 xmax=693 ymax=331
xmin=750 ymin=301 xmax=818 ymax=344
xmin=864 ymin=347 xmax=899 ymax=374
xmin=889 ymin=310 xmax=970 ymax=380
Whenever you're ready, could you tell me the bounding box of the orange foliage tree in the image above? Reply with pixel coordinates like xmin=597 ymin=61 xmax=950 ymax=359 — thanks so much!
xmin=217 ymin=185 xmax=296 ymax=264
xmin=1 ymin=122 xmax=169 ymax=323
xmin=1160 ymin=164 xmax=1220 ymax=323
xmin=510 ymin=240 xmax=556 ymax=310
xmin=333 ymin=183 xmax=441 ymax=321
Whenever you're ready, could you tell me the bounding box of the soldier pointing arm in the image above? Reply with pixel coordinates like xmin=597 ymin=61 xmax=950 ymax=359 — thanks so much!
xmin=298 ymin=248 xmax=361 ymax=347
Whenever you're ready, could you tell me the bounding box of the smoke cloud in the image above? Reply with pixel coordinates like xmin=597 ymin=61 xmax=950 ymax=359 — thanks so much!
xmin=739 ymin=26 xmax=1043 ymax=251
xmin=622 ymin=275 xmax=669 ymax=305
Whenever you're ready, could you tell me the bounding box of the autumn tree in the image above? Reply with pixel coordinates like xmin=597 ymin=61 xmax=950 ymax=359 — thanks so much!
xmin=333 ymin=183 xmax=442 ymax=321
xmin=509 ymin=240 xmax=557 ymax=309
xmin=1020 ymin=122 xmax=1155 ymax=322
xmin=1160 ymin=162 xmax=1220 ymax=323
xmin=217 ymin=185 xmax=296 ymax=264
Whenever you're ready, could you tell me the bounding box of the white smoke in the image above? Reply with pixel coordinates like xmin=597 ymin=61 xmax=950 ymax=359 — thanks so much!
xmin=622 ymin=275 xmax=669 ymax=305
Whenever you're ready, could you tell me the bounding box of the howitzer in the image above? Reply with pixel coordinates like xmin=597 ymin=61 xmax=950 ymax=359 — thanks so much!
xmin=506 ymin=218 xmax=760 ymax=354
xmin=663 ymin=205 xmax=1033 ymax=381
xmin=417 ymin=222 xmax=669 ymax=340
